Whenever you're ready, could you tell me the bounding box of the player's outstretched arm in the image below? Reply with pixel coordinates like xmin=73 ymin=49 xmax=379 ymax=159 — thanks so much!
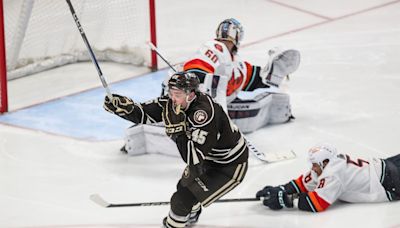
xmin=103 ymin=94 xmax=158 ymax=124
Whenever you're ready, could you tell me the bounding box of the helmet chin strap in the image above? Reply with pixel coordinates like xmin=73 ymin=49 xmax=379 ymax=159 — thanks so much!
xmin=175 ymin=104 xmax=181 ymax=113
xmin=184 ymin=93 xmax=196 ymax=111
xmin=172 ymin=92 xmax=196 ymax=113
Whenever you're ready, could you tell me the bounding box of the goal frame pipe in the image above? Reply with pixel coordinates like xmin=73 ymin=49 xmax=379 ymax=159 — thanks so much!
xmin=0 ymin=0 xmax=159 ymax=113
xmin=0 ymin=0 xmax=8 ymax=113
xmin=149 ymin=0 xmax=158 ymax=71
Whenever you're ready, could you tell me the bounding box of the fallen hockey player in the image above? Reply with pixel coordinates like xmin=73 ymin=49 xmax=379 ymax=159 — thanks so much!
xmin=256 ymin=143 xmax=400 ymax=212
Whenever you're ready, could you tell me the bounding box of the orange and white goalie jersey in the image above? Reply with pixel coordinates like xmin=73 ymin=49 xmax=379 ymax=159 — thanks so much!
xmin=183 ymin=40 xmax=260 ymax=106
xmin=288 ymin=154 xmax=389 ymax=212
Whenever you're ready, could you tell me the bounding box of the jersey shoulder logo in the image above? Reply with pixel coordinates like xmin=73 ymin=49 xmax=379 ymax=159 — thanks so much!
xmin=193 ymin=110 xmax=208 ymax=124
xmin=214 ymin=43 xmax=224 ymax=52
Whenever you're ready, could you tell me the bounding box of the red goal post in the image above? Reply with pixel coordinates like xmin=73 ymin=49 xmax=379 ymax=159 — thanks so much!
xmin=0 ymin=0 xmax=7 ymax=113
xmin=0 ymin=0 xmax=158 ymax=113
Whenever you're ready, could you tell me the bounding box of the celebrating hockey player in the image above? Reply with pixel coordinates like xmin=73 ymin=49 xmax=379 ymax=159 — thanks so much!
xmin=256 ymin=143 xmax=400 ymax=212
xmin=104 ymin=71 xmax=249 ymax=227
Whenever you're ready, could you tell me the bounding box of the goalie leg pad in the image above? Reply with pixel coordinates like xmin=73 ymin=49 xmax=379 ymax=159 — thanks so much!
xmin=228 ymin=91 xmax=293 ymax=132
xmin=228 ymin=93 xmax=272 ymax=133
xmin=269 ymin=93 xmax=293 ymax=124
xmin=124 ymin=124 xmax=179 ymax=156
xmin=124 ymin=125 xmax=147 ymax=155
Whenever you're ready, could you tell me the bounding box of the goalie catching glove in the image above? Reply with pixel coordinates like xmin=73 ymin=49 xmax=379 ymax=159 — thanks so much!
xmin=103 ymin=94 xmax=135 ymax=117
xmin=162 ymin=99 xmax=187 ymax=141
xmin=260 ymin=48 xmax=301 ymax=87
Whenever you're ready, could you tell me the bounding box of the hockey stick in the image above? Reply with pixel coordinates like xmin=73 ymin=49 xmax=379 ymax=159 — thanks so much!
xmin=90 ymin=194 xmax=260 ymax=208
xmin=147 ymin=42 xmax=183 ymax=112
xmin=248 ymin=146 xmax=296 ymax=163
xmin=147 ymin=42 xmax=177 ymax=72
xmin=65 ymin=0 xmax=112 ymax=99
xmin=147 ymin=43 xmax=296 ymax=163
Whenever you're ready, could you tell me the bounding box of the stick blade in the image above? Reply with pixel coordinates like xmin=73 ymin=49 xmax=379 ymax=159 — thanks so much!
xmin=253 ymin=150 xmax=296 ymax=163
xmin=90 ymin=194 xmax=111 ymax=208
xmin=266 ymin=150 xmax=296 ymax=162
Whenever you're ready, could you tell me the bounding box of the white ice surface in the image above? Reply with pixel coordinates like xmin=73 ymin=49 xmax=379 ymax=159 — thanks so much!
xmin=1 ymin=0 xmax=400 ymax=227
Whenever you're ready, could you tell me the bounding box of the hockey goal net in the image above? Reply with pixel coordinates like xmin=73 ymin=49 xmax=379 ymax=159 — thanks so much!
xmin=0 ymin=0 xmax=157 ymax=113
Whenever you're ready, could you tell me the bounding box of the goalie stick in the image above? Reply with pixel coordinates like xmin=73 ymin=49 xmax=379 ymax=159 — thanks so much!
xmin=147 ymin=42 xmax=295 ymax=163
xmin=148 ymin=42 xmax=177 ymax=73
xmin=65 ymin=0 xmax=112 ymax=99
xmin=90 ymin=194 xmax=260 ymax=208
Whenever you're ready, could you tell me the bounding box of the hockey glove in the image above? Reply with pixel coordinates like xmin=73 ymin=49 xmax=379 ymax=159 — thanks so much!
xmin=262 ymin=186 xmax=294 ymax=210
xmin=162 ymin=99 xmax=187 ymax=141
xmin=256 ymin=185 xmax=284 ymax=199
xmin=103 ymin=94 xmax=135 ymax=117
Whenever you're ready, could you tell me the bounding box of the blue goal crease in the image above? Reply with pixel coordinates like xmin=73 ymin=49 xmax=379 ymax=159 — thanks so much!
xmin=0 ymin=70 xmax=168 ymax=141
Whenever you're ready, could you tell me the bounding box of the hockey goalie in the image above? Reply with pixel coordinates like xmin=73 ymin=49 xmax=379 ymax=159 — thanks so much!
xmin=122 ymin=18 xmax=300 ymax=156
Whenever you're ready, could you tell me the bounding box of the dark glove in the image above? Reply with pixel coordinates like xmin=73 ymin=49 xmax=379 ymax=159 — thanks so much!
xmin=103 ymin=94 xmax=135 ymax=117
xmin=181 ymin=163 xmax=204 ymax=187
xmin=262 ymin=186 xmax=294 ymax=210
xmin=256 ymin=185 xmax=284 ymax=199
xmin=162 ymin=99 xmax=187 ymax=141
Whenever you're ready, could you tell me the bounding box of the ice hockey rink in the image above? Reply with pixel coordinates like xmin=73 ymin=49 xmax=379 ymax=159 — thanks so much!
xmin=1 ymin=0 xmax=400 ymax=227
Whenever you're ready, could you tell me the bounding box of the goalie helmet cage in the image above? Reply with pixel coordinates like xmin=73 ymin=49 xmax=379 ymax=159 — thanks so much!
xmin=0 ymin=0 xmax=158 ymax=113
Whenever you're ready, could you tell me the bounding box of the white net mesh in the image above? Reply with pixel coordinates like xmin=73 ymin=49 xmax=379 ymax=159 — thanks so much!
xmin=4 ymin=0 xmax=151 ymax=80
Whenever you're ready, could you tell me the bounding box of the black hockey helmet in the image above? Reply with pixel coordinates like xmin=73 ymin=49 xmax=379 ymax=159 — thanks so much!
xmin=216 ymin=18 xmax=244 ymax=48
xmin=168 ymin=71 xmax=200 ymax=93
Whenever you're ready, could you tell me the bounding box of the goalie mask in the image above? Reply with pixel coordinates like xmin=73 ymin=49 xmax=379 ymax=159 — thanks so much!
xmin=168 ymin=71 xmax=200 ymax=94
xmin=308 ymin=143 xmax=338 ymax=169
xmin=216 ymin=18 xmax=244 ymax=49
